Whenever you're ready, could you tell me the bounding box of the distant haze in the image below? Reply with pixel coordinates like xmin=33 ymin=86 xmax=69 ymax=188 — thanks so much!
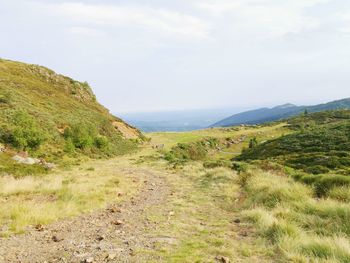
xmin=119 ymin=107 xmax=247 ymax=132
xmin=1 ymin=0 xmax=350 ymax=113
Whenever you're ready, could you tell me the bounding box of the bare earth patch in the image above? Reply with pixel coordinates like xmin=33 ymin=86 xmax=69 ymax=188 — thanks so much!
xmin=0 ymin=167 xmax=170 ymax=262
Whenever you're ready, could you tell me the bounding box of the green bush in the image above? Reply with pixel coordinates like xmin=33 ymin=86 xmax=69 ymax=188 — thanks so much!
xmin=94 ymin=136 xmax=109 ymax=150
xmin=304 ymin=165 xmax=330 ymax=175
xmin=63 ymin=124 xmax=96 ymax=150
xmin=232 ymin=161 xmax=248 ymax=174
xmin=1 ymin=111 xmax=46 ymax=150
xmin=203 ymin=159 xmax=232 ymax=169
xmin=64 ymin=138 xmax=75 ymax=153
xmin=165 ymin=141 xmax=211 ymax=164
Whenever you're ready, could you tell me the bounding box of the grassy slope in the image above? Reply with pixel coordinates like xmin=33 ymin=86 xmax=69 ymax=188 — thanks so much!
xmin=237 ymin=111 xmax=350 ymax=173
xmin=3 ymin=113 xmax=350 ymax=262
xmin=0 ymin=59 xmax=141 ymax=175
xmin=148 ymin=112 xmax=350 ymax=262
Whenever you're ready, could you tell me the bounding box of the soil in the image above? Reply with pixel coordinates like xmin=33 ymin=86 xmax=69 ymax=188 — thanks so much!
xmin=0 ymin=168 xmax=170 ymax=263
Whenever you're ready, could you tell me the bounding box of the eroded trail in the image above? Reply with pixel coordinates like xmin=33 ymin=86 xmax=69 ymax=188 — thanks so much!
xmin=0 ymin=152 xmax=272 ymax=263
xmin=0 ymin=167 xmax=171 ymax=263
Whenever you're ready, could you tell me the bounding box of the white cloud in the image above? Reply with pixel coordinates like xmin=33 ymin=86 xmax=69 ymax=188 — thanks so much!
xmin=54 ymin=2 xmax=210 ymax=39
xmin=195 ymin=0 xmax=329 ymax=38
xmin=70 ymin=26 xmax=106 ymax=37
xmin=338 ymin=11 xmax=350 ymax=33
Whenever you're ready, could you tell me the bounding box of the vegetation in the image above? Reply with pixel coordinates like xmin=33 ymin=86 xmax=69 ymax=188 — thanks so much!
xmin=2 ymin=59 xmax=350 ymax=262
xmin=237 ymin=111 xmax=350 ymax=175
xmin=0 ymin=155 xmax=141 ymax=236
xmin=164 ymin=138 xmax=220 ymax=164
xmin=153 ymin=110 xmax=350 ymax=262
xmin=0 ymin=59 xmax=141 ymax=175
xmin=240 ymin=168 xmax=350 ymax=262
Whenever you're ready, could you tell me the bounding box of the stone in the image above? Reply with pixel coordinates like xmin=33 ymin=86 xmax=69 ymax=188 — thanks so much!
xmin=85 ymin=257 xmax=94 ymax=263
xmin=215 ymin=256 xmax=230 ymax=263
xmin=12 ymin=155 xmax=40 ymax=165
xmin=52 ymin=235 xmax=63 ymax=242
xmin=108 ymin=253 xmax=117 ymax=260
xmin=96 ymin=235 xmax=105 ymax=241
xmin=112 ymin=220 xmax=123 ymax=226
xmin=42 ymin=162 xmax=56 ymax=169
xmin=35 ymin=224 xmax=45 ymax=231
xmin=108 ymin=207 xmax=121 ymax=213
xmin=233 ymin=218 xmax=241 ymax=224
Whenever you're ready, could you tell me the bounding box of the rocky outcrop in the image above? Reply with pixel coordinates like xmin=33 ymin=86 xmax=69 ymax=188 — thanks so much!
xmin=11 ymin=155 xmax=56 ymax=169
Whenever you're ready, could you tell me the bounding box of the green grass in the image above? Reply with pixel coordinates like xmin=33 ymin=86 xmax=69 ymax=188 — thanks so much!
xmin=237 ymin=111 xmax=350 ymax=176
xmin=240 ymin=168 xmax=350 ymax=262
xmin=0 ymin=59 xmax=140 ymax=171
xmin=0 ymin=155 xmax=142 ymax=236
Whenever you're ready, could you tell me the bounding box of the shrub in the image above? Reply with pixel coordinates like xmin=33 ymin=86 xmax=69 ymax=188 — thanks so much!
xmin=249 ymin=137 xmax=258 ymax=149
xmin=94 ymin=136 xmax=109 ymax=150
xmin=165 ymin=142 xmax=208 ymax=163
xmin=63 ymin=124 xmax=96 ymax=150
xmin=203 ymin=159 xmax=232 ymax=169
xmin=64 ymin=138 xmax=75 ymax=153
xmin=232 ymin=161 xmax=248 ymax=174
xmin=304 ymin=165 xmax=330 ymax=175
xmin=1 ymin=111 xmax=46 ymax=150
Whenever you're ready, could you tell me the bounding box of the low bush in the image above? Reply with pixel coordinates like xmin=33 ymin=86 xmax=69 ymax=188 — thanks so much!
xmin=203 ymin=159 xmax=232 ymax=169
xmin=1 ymin=111 xmax=47 ymax=150
xmin=165 ymin=138 xmax=220 ymax=164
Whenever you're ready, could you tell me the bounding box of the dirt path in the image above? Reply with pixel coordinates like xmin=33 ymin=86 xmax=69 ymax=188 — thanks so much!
xmin=0 ymin=167 xmax=170 ymax=263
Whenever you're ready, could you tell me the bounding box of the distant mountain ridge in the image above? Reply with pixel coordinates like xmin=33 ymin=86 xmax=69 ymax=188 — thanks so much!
xmin=212 ymin=98 xmax=350 ymax=127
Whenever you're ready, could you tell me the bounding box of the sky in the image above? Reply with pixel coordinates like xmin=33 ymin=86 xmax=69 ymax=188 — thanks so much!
xmin=1 ymin=0 xmax=350 ymax=113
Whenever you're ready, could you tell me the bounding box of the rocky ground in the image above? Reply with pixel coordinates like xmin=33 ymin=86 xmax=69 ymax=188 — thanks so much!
xmin=0 ymin=167 xmax=171 ymax=263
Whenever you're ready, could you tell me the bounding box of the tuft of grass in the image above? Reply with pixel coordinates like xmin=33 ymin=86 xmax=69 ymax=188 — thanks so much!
xmin=240 ymin=168 xmax=350 ymax=262
xmin=0 ymin=156 xmax=140 ymax=236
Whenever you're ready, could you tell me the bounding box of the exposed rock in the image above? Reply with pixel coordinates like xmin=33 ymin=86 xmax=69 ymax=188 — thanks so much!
xmin=96 ymin=235 xmax=105 ymax=241
xmin=41 ymin=161 xmax=56 ymax=170
xmin=84 ymin=257 xmax=94 ymax=263
xmin=112 ymin=121 xmax=140 ymax=139
xmin=111 ymin=220 xmax=123 ymax=226
xmin=233 ymin=218 xmax=241 ymax=224
xmin=12 ymin=155 xmax=40 ymax=165
xmin=35 ymin=224 xmax=45 ymax=232
xmin=108 ymin=206 xmax=121 ymax=213
xmin=107 ymin=253 xmax=116 ymax=260
xmin=11 ymin=155 xmax=56 ymax=169
xmin=216 ymin=256 xmax=230 ymax=263
xmin=52 ymin=235 xmax=63 ymax=242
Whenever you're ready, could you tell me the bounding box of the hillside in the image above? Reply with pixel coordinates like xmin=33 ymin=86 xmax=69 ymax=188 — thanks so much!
xmin=0 ymin=59 xmax=142 ymax=173
xmin=236 ymin=110 xmax=350 ymax=175
xmin=212 ymin=98 xmax=350 ymax=127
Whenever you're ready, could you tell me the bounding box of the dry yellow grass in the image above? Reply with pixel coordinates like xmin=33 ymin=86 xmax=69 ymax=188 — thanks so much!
xmin=0 ymin=155 xmax=143 ymax=236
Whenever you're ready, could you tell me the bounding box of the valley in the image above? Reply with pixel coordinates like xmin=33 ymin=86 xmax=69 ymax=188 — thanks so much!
xmin=1 ymin=59 xmax=350 ymax=262
xmin=3 ymin=114 xmax=350 ymax=262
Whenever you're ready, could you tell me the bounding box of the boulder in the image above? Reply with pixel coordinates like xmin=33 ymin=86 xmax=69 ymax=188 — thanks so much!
xmin=12 ymin=155 xmax=41 ymax=165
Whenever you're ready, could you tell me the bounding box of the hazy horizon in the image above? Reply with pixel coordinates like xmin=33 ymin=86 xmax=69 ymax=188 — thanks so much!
xmin=1 ymin=0 xmax=350 ymax=113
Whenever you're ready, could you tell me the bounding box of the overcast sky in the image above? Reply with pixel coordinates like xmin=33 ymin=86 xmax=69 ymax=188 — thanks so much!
xmin=1 ymin=0 xmax=350 ymax=113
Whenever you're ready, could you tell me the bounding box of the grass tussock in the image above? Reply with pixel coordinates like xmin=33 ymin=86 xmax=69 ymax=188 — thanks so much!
xmin=240 ymin=169 xmax=350 ymax=262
